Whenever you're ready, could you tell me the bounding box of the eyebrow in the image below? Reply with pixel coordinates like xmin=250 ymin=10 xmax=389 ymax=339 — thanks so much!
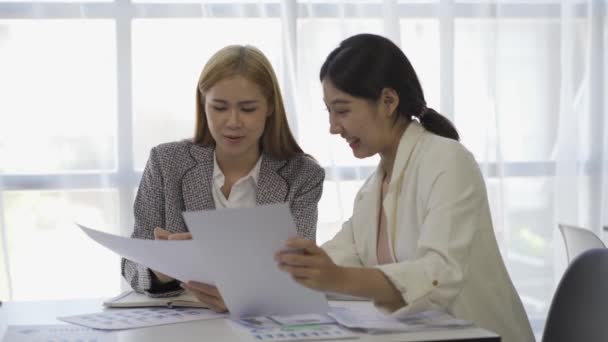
xmin=327 ymin=99 xmax=351 ymax=106
xmin=210 ymin=99 xmax=260 ymax=105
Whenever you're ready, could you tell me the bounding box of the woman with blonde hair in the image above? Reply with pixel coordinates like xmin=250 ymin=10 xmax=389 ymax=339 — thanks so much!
xmin=122 ymin=45 xmax=324 ymax=312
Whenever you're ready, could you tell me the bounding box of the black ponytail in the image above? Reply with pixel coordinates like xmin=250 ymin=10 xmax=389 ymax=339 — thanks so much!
xmin=320 ymin=33 xmax=459 ymax=141
xmin=416 ymin=107 xmax=459 ymax=141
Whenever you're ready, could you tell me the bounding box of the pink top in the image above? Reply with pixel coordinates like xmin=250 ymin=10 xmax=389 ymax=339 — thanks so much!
xmin=377 ymin=173 xmax=394 ymax=264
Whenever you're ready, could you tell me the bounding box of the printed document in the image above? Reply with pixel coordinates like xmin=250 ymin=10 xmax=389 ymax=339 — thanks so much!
xmin=183 ymin=204 xmax=329 ymax=318
xmin=58 ymin=307 xmax=224 ymax=330
xmin=2 ymin=324 xmax=115 ymax=342
xmin=79 ymin=204 xmax=328 ymax=319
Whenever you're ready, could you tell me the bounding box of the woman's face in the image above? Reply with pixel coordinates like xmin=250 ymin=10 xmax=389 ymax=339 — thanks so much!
xmin=203 ymin=75 xmax=270 ymax=160
xmin=323 ymin=79 xmax=394 ymax=159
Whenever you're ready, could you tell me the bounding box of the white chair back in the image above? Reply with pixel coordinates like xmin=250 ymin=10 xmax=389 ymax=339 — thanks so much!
xmin=559 ymin=224 xmax=606 ymax=263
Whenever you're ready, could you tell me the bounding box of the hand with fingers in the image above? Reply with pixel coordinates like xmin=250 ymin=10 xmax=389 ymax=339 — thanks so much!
xmin=275 ymin=237 xmax=405 ymax=310
xmin=275 ymin=237 xmax=346 ymax=293
xmin=151 ymin=227 xmax=192 ymax=284
xmin=154 ymin=227 xmax=192 ymax=241
xmin=181 ymin=282 xmax=228 ymax=313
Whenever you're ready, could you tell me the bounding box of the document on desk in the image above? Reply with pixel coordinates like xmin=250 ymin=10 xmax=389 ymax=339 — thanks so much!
xmin=78 ymin=224 xmax=216 ymax=286
xmin=328 ymin=301 xmax=472 ymax=333
xmin=183 ymin=204 xmax=330 ymax=318
xmin=230 ymin=315 xmax=357 ymax=341
xmin=58 ymin=307 xmax=225 ymax=330
xmin=2 ymin=324 xmax=115 ymax=342
xmin=229 ymin=322 xmax=358 ymax=342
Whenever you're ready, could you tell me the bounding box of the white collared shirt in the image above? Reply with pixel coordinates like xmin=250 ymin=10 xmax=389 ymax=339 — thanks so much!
xmin=212 ymin=153 xmax=262 ymax=209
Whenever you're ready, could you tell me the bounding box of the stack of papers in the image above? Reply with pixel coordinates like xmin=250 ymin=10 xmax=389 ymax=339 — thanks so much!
xmin=328 ymin=302 xmax=472 ymax=333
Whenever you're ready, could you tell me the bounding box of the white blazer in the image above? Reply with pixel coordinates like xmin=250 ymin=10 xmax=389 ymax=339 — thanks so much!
xmin=322 ymin=122 xmax=535 ymax=342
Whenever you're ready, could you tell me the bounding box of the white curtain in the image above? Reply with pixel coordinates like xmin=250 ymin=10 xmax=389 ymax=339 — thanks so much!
xmin=0 ymin=0 xmax=606 ymax=335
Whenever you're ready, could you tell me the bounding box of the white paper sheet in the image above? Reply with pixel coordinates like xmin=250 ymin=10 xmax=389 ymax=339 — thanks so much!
xmin=58 ymin=307 xmax=225 ymax=330
xmin=2 ymin=324 xmax=115 ymax=342
xmin=79 ymin=204 xmax=328 ymax=319
xmin=77 ymin=224 xmax=216 ymax=285
xmin=328 ymin=301 xmax=472 ymax=333
xmin=183 ymin=203 xmax=330 ymax=318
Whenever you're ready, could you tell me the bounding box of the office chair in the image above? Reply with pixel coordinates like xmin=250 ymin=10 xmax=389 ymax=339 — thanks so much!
xmin=542 ymin=248 xmax=608 ymax=342
xmin=558 ymin=223 xmax=605 ymax=263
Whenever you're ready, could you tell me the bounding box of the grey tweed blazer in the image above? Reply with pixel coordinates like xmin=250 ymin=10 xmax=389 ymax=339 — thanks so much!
xmin=121 ymin=140 xmax=325 ymax=296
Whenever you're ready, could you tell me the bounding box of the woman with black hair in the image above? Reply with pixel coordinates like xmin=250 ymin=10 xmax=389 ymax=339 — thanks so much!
xmin=276 ymin=33 xmax=534 ymax=342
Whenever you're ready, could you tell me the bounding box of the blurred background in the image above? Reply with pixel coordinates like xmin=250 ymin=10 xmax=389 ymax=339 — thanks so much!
xmin=0 ymin=0 xmax=606 ymax=338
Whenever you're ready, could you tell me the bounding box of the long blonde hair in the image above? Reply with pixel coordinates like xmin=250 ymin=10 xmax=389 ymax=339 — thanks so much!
xmin=194 ymin=45 xmax=303 ymax=160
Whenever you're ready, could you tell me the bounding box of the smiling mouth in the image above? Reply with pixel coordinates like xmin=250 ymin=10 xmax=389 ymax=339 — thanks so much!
xmin=346 ymin=138 xmax=360 ymax=148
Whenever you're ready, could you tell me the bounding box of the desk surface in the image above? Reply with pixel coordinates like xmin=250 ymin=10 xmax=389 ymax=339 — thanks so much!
xmin=0 ymin=299 xmax=500 ymax=342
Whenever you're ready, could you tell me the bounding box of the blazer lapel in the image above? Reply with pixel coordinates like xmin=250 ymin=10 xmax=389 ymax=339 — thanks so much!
xmin=383 ymin=121 xmax=426 ymax=248
xmin=352 ymin=169 xmax=382 ymax=267
xmin=389 ymin=121 xmax=425 ymax=186
xmin=182 ymin=144 xmax=216 ymax=211
xmin=256 ymin=154 xmax=288 ymax=205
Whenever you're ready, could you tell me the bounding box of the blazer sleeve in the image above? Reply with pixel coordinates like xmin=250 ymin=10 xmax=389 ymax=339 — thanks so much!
xmin=121 ymin=147 xmax=183 ymax=298
xmin=375 ymin=148 xmax=486 ymax=315
xmin=290 ymin=158 xmax=325 ymax=241
xmin=321 ymin=218 xmax=364 ymax=267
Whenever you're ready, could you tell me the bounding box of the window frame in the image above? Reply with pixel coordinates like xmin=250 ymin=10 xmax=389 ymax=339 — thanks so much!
xmin=0 ymin=1 xmax=604 ymax=310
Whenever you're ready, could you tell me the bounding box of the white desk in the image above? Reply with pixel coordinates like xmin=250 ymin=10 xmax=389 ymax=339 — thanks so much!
xmin=0 ymin=299 xmax=500 ymax=342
